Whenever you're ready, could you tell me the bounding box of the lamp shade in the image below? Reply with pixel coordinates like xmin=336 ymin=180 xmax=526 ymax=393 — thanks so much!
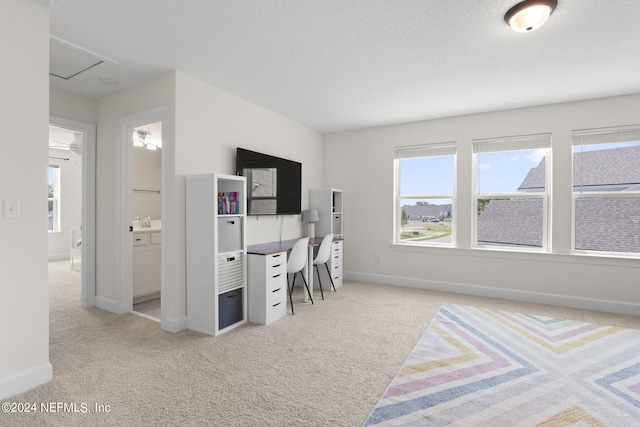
xmin=302 ymin=209 xmax=319 ymax=223
xmin=505 ymin=0 xmax=557 ymax=33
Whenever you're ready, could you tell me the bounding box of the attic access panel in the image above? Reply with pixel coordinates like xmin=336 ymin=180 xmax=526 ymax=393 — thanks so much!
xmin=49 ymin=36 xmax=117 ymax=81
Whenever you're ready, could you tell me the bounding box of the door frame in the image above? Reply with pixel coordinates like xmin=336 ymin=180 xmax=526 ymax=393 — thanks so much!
xmin=49 ymin=116 xmax=96 ymax=308
xmin=115 ymin=106 xmax=167 ymax=319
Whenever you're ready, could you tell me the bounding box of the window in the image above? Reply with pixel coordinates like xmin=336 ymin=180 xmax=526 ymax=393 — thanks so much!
xmin=572 ymin=125 xmax=640 ymax=255
xmin=394 ymin=143 xmax=456 ymax=245
xmin=48 ymin=165 xmax=60 ymax=232
xmin=473 ymin=133 xmax=551 ymax=250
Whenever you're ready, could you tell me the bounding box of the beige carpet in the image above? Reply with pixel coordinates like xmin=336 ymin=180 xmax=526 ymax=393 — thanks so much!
xmin=6 ymin=261 xmax=639 ymax=426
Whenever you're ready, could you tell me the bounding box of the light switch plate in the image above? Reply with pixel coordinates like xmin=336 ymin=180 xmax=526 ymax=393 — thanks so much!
xmin=3 ymin=199 xmax=20 ymax=219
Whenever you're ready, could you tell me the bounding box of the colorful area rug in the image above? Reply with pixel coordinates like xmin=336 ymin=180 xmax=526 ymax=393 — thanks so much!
xmin=365 ymin=303 xmax=640 ymax=426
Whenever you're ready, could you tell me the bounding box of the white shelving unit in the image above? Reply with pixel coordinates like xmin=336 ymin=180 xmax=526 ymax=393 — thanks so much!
xmin=186 ymin=173 xmax=247 ymax=336
xmin=310 ymin=188 xmax=344 ymax=290
xmin=310 ymin=188 xmax=343 ymax=238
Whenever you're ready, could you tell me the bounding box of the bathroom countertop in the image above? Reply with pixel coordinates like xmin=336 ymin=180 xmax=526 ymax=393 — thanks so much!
xmin=132 ymin=227 xmax=161 ymax=232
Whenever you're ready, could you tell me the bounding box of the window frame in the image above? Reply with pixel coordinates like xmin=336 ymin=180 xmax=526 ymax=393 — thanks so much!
xmin=571 ymin=125 xmax=640 ymax=257
xmin=393 ymin=142 xmax=457 ymax=247
xmin=48 ymin=165 xmax=60 ymax=233
xmin=472 ymin=133 xmax=552 ymax=252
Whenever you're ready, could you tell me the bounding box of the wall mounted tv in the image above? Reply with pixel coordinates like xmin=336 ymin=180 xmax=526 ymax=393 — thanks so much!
xmin=236 ymin=148 xmax=302 ymax=215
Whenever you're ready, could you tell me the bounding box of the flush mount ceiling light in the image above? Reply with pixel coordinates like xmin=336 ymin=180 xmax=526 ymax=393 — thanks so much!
xmin=505 ymin=0 xmax=557 ymax=32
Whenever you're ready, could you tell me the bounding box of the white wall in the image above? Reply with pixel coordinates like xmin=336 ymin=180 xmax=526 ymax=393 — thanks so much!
xmin=175 ymin=71 xmax=324 ymax=245
xmin=48 ymin=148 xmax=82 ymax=260
xmin=0 ymin=0 xmax=51 ymax=399
xmin=324 ymin=93 xmax=640 ymax=315
xmin=50 ymin=87 xmax=97 ymax=125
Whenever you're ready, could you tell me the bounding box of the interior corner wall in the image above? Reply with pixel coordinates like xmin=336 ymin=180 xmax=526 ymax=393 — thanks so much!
xmin=0 ymin=0 xmax=51 ymax=399
xmin=324 ymin=93 xmax=640 ymax=315
xmin=174 ymin=71 xmax=324 ymax=247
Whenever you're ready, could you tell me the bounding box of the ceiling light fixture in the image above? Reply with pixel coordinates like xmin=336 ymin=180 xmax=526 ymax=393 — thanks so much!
xmin=505 ymin=0 xmax=557 ymax=33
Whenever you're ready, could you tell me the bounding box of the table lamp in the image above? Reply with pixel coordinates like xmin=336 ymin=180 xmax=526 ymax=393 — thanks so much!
xmin=302 ymin=209 xmax=319 ymax=238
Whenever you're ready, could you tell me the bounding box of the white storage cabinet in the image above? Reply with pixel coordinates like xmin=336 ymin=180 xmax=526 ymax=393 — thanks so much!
xmin=186 ymin=173 xmax=247 ymax=336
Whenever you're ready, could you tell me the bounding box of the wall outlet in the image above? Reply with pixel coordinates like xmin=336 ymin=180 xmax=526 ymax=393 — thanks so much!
xmin=3 ymin=199 xmax=20 ymax=219
xmin=374 ymin=255 xmax=381 ymax=265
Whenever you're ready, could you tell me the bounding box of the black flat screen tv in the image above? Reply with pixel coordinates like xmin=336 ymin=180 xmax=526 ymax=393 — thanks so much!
xmin=236 ymin=148 xmax=302 ymax=215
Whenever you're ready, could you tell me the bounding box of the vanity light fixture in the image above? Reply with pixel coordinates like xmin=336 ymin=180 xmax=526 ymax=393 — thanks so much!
xmin=505 ymin=0 xmax=557 ymax=33
xmin=133 ymin=127 xmax=162 ymax=150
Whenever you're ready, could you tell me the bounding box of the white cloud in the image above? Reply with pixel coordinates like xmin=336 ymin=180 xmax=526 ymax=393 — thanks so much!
xmin=502 ymin=155 xmax=519 ymax=162
xmin=478 ymin=163 xmax=492 ymax=170
xmin=525 ymin=148 xmax=546 ymax=163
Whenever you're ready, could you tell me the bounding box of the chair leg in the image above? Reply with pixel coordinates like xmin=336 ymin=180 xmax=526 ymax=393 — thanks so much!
xmin=324 ymin=263 xmax=336 ymax=292
xmin=314 ymin=265 xmax=325 ymax=300
xmin=300 ymin=272 xmax=314 ymax=304
xmin=287 ymin=275 xmax=294 ymax=315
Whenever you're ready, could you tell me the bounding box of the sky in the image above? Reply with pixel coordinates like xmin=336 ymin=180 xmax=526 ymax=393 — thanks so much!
xmin=399 ymin=148 xmax=545 ymax=197
xmin=400 ymin=141 xmax=640 ymax=204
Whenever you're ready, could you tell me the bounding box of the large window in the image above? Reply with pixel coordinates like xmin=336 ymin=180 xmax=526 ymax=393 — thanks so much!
xmin=473 ymin=134 xmax=551 ymax=250
xmin=572 ymin=125 xmax=640 ymax=255
xmin=48 ymin=165 xmax=60 ymax=232
xmin=394 ymin=143 xmax=456 ymax=245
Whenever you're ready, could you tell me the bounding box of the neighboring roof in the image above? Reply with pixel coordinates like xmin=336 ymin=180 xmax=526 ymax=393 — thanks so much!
xmin=477 ymin=199 xmax=543 ymax=247
xmin=477 ymin=197 xmax=640 ymax=253
xmin=519 ymin=145 xmax=640 ymax=191
xmin=402 ymin=204 xmax=451 ymax=219
xmin=575 ymin=197 xmax=640 ymax=253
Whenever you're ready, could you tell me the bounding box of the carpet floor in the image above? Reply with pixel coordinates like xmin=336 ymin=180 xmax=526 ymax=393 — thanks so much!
xmin=5 ymin=261 xmax=640 ymax=426
xmin=365 ymin=303 xmax=640 ymax=426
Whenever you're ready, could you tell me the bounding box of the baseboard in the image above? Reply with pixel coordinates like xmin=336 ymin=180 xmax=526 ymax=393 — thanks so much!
xmin=48 ymin=254 xmax=69 ymax=262
xmin=345 ymin=271 xmax=640 ymax=317
xmin=0 ymin=362 xmax=52 ymax=400
xmin=162 ymin=315 xmax=188 ymax=333
xmin=95 ymin=295 xmax=117 ymax=313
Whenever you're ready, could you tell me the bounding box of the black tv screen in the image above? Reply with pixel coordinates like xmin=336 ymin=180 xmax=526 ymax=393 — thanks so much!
xmin=236 ymin=148 xmax=302 ymax=215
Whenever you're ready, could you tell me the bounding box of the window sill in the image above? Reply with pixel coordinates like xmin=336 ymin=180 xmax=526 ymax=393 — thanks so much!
xmin=390 ymin=242 xmax=640 ymax=268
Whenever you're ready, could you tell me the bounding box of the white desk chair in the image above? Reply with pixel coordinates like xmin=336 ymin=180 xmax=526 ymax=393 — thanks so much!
xmin=313 ymin=233 xmax=336 ymax=300
xmin=287 ymin=237 xmax=313 ymax=315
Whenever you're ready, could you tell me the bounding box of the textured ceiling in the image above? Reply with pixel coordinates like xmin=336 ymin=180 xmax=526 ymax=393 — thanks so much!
xmin=48 ymin=0 xmax=640 ymax=133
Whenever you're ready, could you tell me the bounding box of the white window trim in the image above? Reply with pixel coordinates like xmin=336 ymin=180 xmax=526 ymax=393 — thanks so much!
xmin=571 ymin=124 xmax=640 ymax=257
xmin=394 ymin=142 xmax=457 ymax=247
xmin=472 ymin=133 xmax=552 ymax=252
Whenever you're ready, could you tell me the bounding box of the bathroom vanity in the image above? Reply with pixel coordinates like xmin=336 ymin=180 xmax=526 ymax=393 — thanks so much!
xmin=132 ymin=220 xmax=161 ymax=303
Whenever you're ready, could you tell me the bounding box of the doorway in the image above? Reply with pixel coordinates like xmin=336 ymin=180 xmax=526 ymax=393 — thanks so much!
xmin=48 ymin=117 xmax=96 ymax=307
xmin=115 ymin=107 xmax=166 ymax=325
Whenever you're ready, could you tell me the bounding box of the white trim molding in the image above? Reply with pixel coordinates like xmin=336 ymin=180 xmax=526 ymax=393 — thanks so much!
xmin=345 ymin=271 xmax=640 ymax=317
xmin=0 ymin=363 xmax=52 ymax=400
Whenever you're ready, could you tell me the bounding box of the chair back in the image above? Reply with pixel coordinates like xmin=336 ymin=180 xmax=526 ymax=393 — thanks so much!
xmin=287 ymin=237 xmax=310 ymax=274
xmin=313 ymin=233 xmax=334 ymax=265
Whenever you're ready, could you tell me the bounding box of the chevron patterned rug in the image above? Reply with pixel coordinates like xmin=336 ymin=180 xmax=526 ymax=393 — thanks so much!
xmin=365 ymin=303 xmax=640 ymax=426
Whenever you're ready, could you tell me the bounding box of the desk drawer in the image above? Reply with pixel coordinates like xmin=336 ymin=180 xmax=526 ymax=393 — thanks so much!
xmin=266 ymin=251 xmax=286 ymax=268
xmin=267 ymin=283 xmax=286 ymax=306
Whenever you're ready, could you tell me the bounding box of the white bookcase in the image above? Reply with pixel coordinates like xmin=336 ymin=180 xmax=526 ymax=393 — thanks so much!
xmin=186 ymin=173 xmax=247 ymax=336
xmin=310 ymin=189 xmax=344 ymax=290
xmin=309 ymin=188 xmax=343 ymax=238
